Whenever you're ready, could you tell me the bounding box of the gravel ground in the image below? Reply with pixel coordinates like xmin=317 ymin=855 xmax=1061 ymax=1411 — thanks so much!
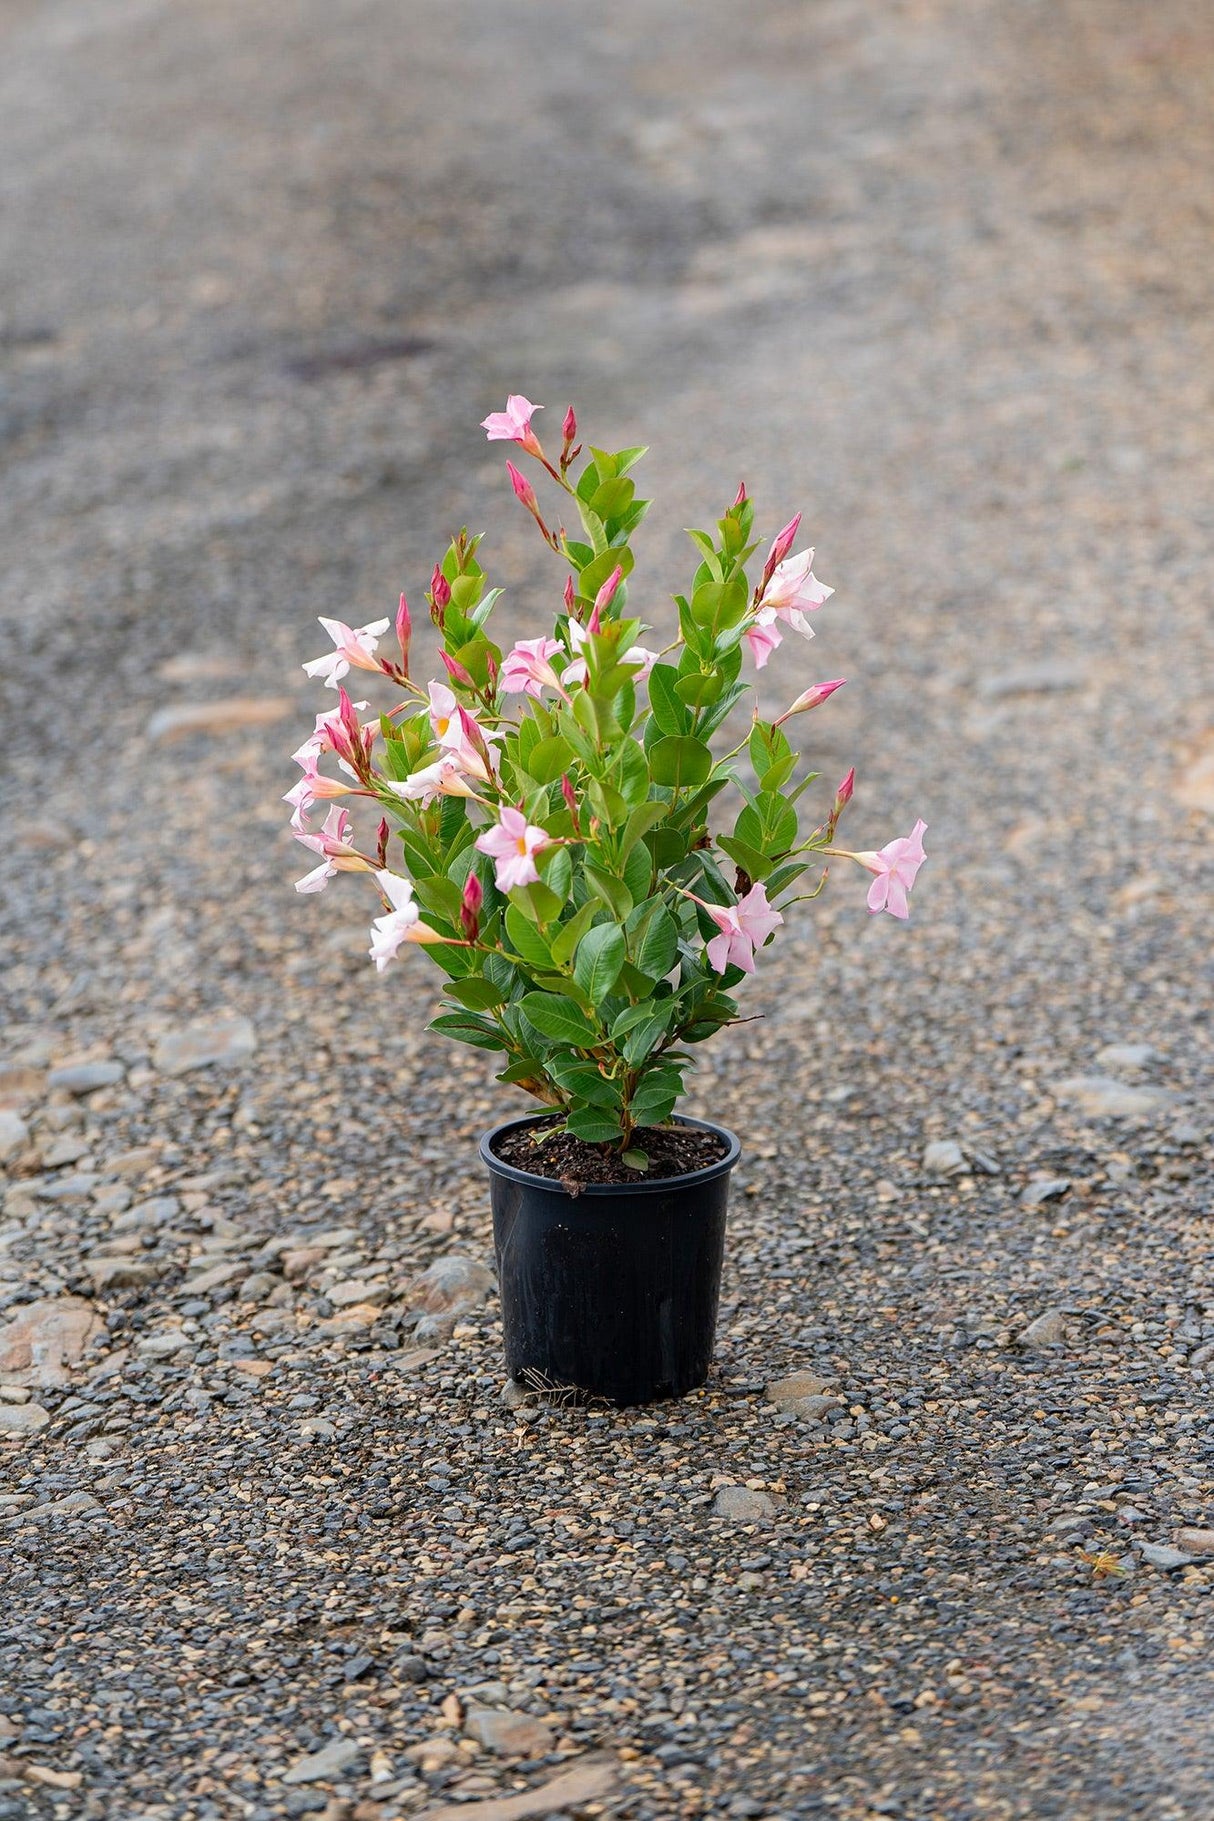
xmin=2 ymin=1 xmax=1213 ymax=1817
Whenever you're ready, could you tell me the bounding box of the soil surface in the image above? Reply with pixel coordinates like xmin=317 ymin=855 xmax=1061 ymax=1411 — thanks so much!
xmin=494 ymin=1121 xmax=729 ymax=1188
xmin=1 ymin=3 xmax=1213 ymax=1820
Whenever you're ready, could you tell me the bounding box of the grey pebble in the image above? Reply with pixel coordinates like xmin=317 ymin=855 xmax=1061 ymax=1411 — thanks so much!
xmin=47 ymin=1061 xmax=126 ymax=1094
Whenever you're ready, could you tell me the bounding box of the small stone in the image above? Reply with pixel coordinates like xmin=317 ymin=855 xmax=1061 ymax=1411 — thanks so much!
xmin=0 ymin=1297 xmax=103 ymax=1385
xmin=1137 ymin=1542 xmax=1193 ymax=1571
xmin=766 ymin=1369 xmax=835 ymax=1410
xmin=238 ymin=1272 xmax=283 ymax=1303
xmin=1190 ymin=1343 xmax=1214 ymax=1370
xmin=499 ymin=1379 xmax=532 ymax=1408
xmin=146 ymin=697 xmax=294 ymax=743
xmin=0 ymin=1402 xmax=50 ymax=1435
xmin=0 ymin=1111 xmax=28 ymax=1162
xmin=327 ymin=1279 xmax=390 ymax=1309
xmin=1095 ymin=1044 xmax=1158 ymax=1072
xmin=185 ymin=1261 xmax=247 ymax=1293
xmin=87 ymin=1256 xmax=160 ymax=1290
xmin=1052 ymin=1076 xmax=1178 ymax=1119
xmin=922 ymin=1140 xmax=969 ymax=1177
xmin=403 ymin=1254 xmax=494 ymax=1325
xmin=136 ymin=1330 xmax=192 ymax=1359
xmin=112 ymin=1195 xmax=180 ymax=1231
xmin=282 ymin=1247 xmax=327 ymax=1282
xmin=1175 ymin=1528 xmax=1214 ymax=1557
xmin=153 ymin=1013 xmax=256 ymax=1077
xmin=1020 ymin=1176 xmax=1071 ymax=1206
xmin=41 ymin=1135 xmax=91 ymax=1169
xmin=463 ymin=1707 xmax=554 ymax=1757
xmin=412 ymin=1754 xmax=617 ymax=1821
xmin=47 ymin=1061 xmax=125 ymax=1095
xmin=1020 ymin=1309 xmax=1069 ymax=1348
xmin=0 ymin=1065 xmax=45 ymax=1109
xmin=712 ymin=1486 xmax=776 ymax=1522
xmin=280 ymin=1738 xmax=363 ymax=1785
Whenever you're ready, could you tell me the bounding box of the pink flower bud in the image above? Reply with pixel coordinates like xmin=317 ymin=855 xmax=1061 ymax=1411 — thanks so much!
xmin=440 ymin=650 xmax=475 ymax=690
xmin=376 ymin=818 xmax=390 ymax=868
xmin=563 ymin=575 xmax=576 ymax=613
xmin=731 ymin=480 xmax=748 ymax=508
xmin=762 ymin=511 xmax=803 ymax=586
xmin=827 ymin=766 xmax=855 ymax=834
xmin=430 ymin=564 xmax=451 ymax=611
xmin=459 ymin=872 xmax=483 ymax=943
xmin=774 ymin=678 xmax=846 ymax=726
xmin=562 ymin=405 xmax=577 ymax=446
xmin=457 ymin=705 xmax=493 ymax=772
xmin=506 ymin=460 xmax=538 ymax=511
xmin=593 ymin=564 xmax=624 ymax=618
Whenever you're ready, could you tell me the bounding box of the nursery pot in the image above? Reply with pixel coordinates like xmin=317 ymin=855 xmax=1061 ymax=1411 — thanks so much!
xmin=480 ymin=1114 xmax=740 ymax=1407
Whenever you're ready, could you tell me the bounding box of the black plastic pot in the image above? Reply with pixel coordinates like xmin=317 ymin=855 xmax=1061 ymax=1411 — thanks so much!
xmin=480 ymin=1114 xmax=740 ymax=1407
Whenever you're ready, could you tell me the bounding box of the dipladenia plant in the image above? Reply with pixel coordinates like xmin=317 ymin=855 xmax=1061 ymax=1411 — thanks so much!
xmin=288 ymin=397 xmax=927 ymax=1159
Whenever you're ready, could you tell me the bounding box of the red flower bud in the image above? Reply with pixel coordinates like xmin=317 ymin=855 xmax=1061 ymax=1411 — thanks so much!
xmin=459 ymin=872 xmax=483 ymax=943
xmin=562 ymin=405 xmax=577 ymax=446
xmin=762 ymin=511 xmax=802 ymax=588
xmin=376 ymin=818 xmax=390 ymax=869
xmin=440 ymin=650 xmax=475 ymax=690
xmin=563 ymin=575 xmax=576 ymax=614
xmin=731 ymin=480 xmax=748 ymax=508
xmin=592 ymin=564 xmax=624 ymax=618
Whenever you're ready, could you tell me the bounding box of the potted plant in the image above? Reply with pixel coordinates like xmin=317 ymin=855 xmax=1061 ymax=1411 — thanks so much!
xmin=287 ymin=395 xmax=926 ymax=1405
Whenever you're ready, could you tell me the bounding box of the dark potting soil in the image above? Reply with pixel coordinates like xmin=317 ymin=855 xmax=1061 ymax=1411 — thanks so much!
xmin=493 ymin=1118 xmax=728 ymax=1187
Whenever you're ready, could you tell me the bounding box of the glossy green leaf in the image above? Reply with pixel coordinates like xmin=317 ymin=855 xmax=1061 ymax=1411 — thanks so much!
xmin=648 ymin=735 xmax=713 ymax=789
xmin=573 ymin=922 xmax=627 ymax=1000
xmin=520 ymin=993 xmax=601 ymax=1047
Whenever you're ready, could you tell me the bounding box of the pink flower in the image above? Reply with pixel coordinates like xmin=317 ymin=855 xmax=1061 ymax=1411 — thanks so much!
xmin=501 ymin=636 xmax=567 ymax=700
xmin=481 ymin=395 xmax=543 ymax=455
xmin=745 ymin=614 xmax=783 ymax=670
xmin=293 ymin=806 xmax=370 ymax=893
xmin=759 ymin=548 xmax=833 ymax=637
xmin=283 ymin=762 xmax=355 ymax=832
xmin=302 ymin=616 xmax=391 ymax=689
xmin=852 ymin=820 xmax=928 ymax=919
xmin=291 ymin=700 xmax=371 ymax=772
xmin=428 ymin=680 xmax=465 ymax=751
xmin=475 ymin=807 xmax=551 ymax=893
xmin=704 ymin=884 xmax=784 ymax=975
xmin=387 ymin=754 xmax=480 ymax=805
xmin=774 ymin=678 xmax=846 ymax=725
xmin=368 ymin=871 xmax=443 ymax=972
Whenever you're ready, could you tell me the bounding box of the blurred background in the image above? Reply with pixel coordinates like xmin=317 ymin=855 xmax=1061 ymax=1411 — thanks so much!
xmin=2 ymin=0 xmax=1211 ymax=1172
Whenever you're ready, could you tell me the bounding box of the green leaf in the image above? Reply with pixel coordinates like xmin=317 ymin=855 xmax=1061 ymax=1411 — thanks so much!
xmin=620 ymin=1149 xmax=650 ymax=1172
xmin=590 ymin=477 xmax=635 ymax=524
xmin=623 ymin=839 xmax=654 ymax=904
xmin=675 ymin=671 xmax=722 ymax=707
xmin=549 ymin=901 xmax=597 ymax=967
xmin=584 ymin=864 xmax=633 ymax=922
xmin=647 ymin=665 xmax=691 ymax=737
xmin=622 ymin=1009 xmax=674 ymax=1066
xmin=648 ymin=736 xmax=713 ymax=789
xmin=628 ymin=902 xmax=678 ymax=980
xmin=520 ymin=993 xmax=602 ymax=1048
xmin=697 ymin=681 xmax=751 ymax=739
xmin=505 ymin=905 xmax=553 ymax=971
xmin=547 ymin=1062 xmax=623 ymax=1108
xmin=716 ymin=835 xmax=772 ymax=882
xmin=444 ymin=977 xmax=505 ymax=1011
xmin=564 ymin=1109 xmax=623 ymax=1145
xmin=749 ymin=720 xmax=797 ymax=791
xmin=736 ymin=790 xmax=799 ymax=855
xmin=573 ymin=922 xmax=627 ymax=1000
xmin=527 ymin=735 xmax=576 ymax=784
xmin=426 ymin=1013 xmax=507 ymax=1052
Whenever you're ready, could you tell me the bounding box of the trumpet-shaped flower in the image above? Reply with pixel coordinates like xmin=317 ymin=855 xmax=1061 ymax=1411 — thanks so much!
xmin=501 ymin=637 xmax=567 ymax=700
xmin=293 ymin=806 xmax=370 ymax=893
xmin=774 ymin=678 xmax=846 ymax=724
xmin=481 ymin=395 xmax=543 ymax=454
xmin=302 ymin=616 xmax=391 ymax=688
xmin=850 ymin=820 xmax=928 ymax=919
xmin=704 ymin=884 xmax=784 ymax=975
xmin=744 ymin=613 xmax=784 ymax=670
xmin=759 ymin=548 xmax=833 ymax=637
xmin=368 ymin=871 xmax=444 ymax=972
xmin=387 ymin=754 xmax=480 ymax=806
xmin=475 ymin=807 xmax=551 ymax=893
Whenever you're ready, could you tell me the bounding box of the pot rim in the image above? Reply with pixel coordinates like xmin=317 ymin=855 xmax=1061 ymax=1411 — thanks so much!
xmin=479 ymin=1112 xmax=741 ymax=1197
